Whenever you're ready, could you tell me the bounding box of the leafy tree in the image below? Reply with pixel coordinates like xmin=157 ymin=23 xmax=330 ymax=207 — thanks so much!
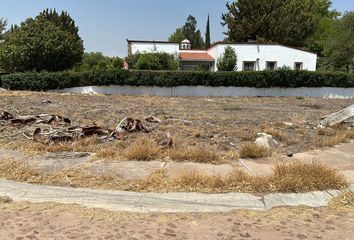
xmin=217 ymin=46 xmax=237 ymax=71
xmin=169 ymin=28 xmax=185 ymax=42
xmin=168 ymin=15 xmax=205 ymax=48
xmin=182 ymin=15 xmax=205 ymax=49
xmin=135 ymin=53 xmax=161 ymax=70
xmin=0 ymin=17 xmax=83 ymax=72
xmin=73 ymin=52 xmax=124 ymax=71
xmin=221 ymin=0 xmax=318 ymax=46
xmin=205 ymin=14 xmax=211 ymax=48
xmin=0 ymin=10 xmax=83 ymax=72
xmin=37 ymin=9 xmax=81 ymax=41
xmin=0 ymin=18 xmax=7 ymax=40
xmin=322 ymin=12 xmax=354 ymax=71
xmin=127 ymin=52 xmax=178 ymax=70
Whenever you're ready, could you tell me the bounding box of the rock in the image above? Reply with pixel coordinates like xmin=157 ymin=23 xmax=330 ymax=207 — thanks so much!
xmin=0 ymin=88 xmax=6 ymax=92
xmin=255 ymin=133 xmax=279 ymax=150
xmin=283 ymin=122 xmax=294 ymax=127
xmin=287 ymin=151 xmax=294 ymax=158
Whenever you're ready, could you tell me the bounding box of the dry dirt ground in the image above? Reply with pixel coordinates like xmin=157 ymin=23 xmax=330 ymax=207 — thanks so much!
xmin=0 ymin=201 xmax=353 ymax=240
xmin=1 ymin=91 xmax=353 ymax=160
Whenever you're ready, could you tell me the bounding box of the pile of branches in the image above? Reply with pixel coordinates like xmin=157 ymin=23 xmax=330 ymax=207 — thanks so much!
xmin=1 ymin=110 xmax=150 ymax=144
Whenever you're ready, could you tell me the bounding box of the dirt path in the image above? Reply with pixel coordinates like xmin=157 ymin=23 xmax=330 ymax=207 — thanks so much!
xmin=0 ymin=201 xmax=353 ymax=240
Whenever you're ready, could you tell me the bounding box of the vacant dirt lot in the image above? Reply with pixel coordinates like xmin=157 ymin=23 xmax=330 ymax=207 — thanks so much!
xmin=1 ymin=91 xmax=353 ymax=161
xmin=0 ymin=201 xmax=353 ymax=240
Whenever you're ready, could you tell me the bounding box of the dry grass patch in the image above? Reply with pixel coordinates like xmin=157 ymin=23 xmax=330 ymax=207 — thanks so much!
xmin=239 ymin=142 xmax=271 ymax=159
xmin=317 ymin=127 xmax=336 ymax=136
xmin=133 ymin=162 xmax=347 ymax=193
xmin=22 ymin=137 xmax=100 ymax=154
xmin=235 ymin=128 xmax=258 ymax=141
xmin=169 ymin=146 xmax=222 ymax=164
xmin=300 ymin=98 xmax=322 ymax=109
xmin=263 ymin=127 xmax=287 ymax=141
xmin=0 ymin=159 xmax=347 ymax=194
xmin=123 ymin=137 xmax=160 ymax=161
xmin=329 ymin=191 xmax=354 ymax=212
xmin=314 ymin=128 xmax=354 ymax=148
xmin=269 ymin=162 xmax=348 ymax=192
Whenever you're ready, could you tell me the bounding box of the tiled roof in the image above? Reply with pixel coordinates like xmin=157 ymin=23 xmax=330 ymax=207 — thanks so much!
xmin=179 ymin=52 xmax=215 ymax=62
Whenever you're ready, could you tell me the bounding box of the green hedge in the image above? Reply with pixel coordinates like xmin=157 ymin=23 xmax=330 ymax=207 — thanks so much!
xmin=1 ymin=69 xmax=354 ymax=91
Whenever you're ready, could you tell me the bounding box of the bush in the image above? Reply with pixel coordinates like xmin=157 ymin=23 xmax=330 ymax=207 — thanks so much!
xmin=135 ymin=53 xmax=161 ymax=70
xmin=127 ymin=52 xmax=178 ymax=70
xmin=1 ymin=69 xmax=354 ymax=91
xmin=217 ymin=46 xmax=237 ymax=71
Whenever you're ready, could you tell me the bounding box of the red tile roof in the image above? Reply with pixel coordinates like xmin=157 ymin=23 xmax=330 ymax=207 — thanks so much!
xmin=179 ymin=52 xmax=215 ymax=62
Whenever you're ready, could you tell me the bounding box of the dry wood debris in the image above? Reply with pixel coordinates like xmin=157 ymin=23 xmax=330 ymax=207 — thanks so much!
xmin=1 ymin=110 xmax=153 ymax=144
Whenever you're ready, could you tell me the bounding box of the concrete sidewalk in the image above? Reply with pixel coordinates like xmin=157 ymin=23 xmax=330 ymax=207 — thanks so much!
xmin=1 ymin=179 xmax=352 ymax=213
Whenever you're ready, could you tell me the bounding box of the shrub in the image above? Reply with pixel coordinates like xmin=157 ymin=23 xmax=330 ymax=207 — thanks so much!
xmin=127 ymin=52 xmax=178 ymax=70
xmin=217 ymin=46 xmax=237 ymax=71
xmin=135 ymin=53 xmax=161 ymax=70
xmin=1 ymin=69 xmax=354 ymax=91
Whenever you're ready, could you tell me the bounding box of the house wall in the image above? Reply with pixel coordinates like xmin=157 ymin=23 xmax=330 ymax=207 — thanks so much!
xmin=130 ymin=42 xmax=180 ymax=56
xmin=208 ymin=44 xmax=317 ymax=72
xmin=128 ymin=41 xmax=317 ymax=72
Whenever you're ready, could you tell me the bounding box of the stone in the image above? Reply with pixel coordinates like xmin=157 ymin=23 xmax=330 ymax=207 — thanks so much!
xmin=255 ymin=133 xmax=279 ymax=150
xmin=283 ymin=122 xmax=294 ymax=127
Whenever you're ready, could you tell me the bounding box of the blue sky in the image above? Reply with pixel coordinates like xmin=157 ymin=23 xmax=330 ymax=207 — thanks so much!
xmin=0 ymin=0 xmax=353 ymax=57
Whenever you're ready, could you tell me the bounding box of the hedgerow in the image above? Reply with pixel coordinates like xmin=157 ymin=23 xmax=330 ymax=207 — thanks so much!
xmin=0 ymin=69 xmax=353 ymax=91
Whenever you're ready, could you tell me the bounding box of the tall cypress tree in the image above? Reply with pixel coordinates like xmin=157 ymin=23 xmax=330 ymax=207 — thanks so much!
xmin=205 ymin=14 xmax=211 ymax=48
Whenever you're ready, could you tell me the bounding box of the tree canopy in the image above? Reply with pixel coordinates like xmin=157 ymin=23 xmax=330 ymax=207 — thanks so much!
xmin=321 ymin=12 xmax=354 ymax=70
xmin=72 ymin=52 xmax=124 ymax=71
xmin=205 ymin=15 xmax=211 ymax=48
xmin=221 ymin=0 xmax=331 ymax=46
xmin=0 ymin=9 xmax=84 ymax=72
xmin=169 ymin=15 xmax=205 ymax=49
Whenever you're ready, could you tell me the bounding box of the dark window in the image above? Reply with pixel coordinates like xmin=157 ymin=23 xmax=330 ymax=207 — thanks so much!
xmin=294 ymin=62 xmax=303 ymax=70
xmin=243 ymin=61 xmax=256 ymax=71
xmin=266 ymin=61 xmax=277 ymax=70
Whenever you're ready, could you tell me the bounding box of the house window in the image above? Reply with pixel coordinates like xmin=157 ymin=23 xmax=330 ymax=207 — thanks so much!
xmin=294 ymin=62 xmax=303 ymax=70
xmin=266 ymin=61 xmax=277 ymax=70
xmin=243 ymin=61 xmax=256 ymax=71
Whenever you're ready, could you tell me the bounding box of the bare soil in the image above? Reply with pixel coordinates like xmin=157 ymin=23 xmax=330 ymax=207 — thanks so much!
xmin=1 ymin=91 xmax=353 ymax=161
xmin=0 ymin=201 xmax=353 ymax=240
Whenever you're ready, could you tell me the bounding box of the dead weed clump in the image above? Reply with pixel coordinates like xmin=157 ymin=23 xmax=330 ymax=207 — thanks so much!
xmin=169 ymin=146 xmax=222 ymax=164
xmin=134 ymin=162 xmax=347 ymax=193
xmin=269 ymin=162 xmax=348 ymax=193
xmin=263 ymin=127 xmax=287 ymax=142
xmin=314 ymin=128 xmax=354 ymax=148
xmin=239 ymin=143 xmax=271 ymax=159
xmin=329 ymin=191 xmax=354 ymax=212
xmin=123 ymin=137 xmax=160 ymax=161
xmin=0 ymin=159 xmax=348 ymax=194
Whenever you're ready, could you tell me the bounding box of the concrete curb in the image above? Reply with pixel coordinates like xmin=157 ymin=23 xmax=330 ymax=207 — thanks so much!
xmin=0 ymin=180 xmax=353 ymax=213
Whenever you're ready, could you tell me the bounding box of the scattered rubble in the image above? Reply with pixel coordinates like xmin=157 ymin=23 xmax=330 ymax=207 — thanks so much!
xmin=320 ymin=105 xmax=354 ymax=127
xmin=255 ymin=133 xmax=279 ymax=150
xmin=1 ymin=110 xmax=152 ymax=144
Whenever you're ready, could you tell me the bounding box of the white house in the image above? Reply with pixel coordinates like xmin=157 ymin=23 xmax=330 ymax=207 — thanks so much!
xmin=127 ymin=39 xmax=317 ymax=72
